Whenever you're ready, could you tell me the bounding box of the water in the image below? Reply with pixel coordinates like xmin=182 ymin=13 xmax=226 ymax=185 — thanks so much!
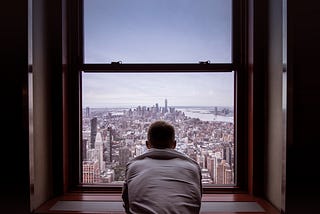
xmin=88 ymin=106 xmax=234 ymax=123
xmin=176 ymin=108 xmax=234 ymax=123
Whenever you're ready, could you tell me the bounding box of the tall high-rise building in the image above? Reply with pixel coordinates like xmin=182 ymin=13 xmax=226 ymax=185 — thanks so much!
xmin=95 ymin=131 xmax=105 ymax=171
xmin=82 ymin=160 xmax=99 ymax=183
xmin=216 ymin=160 xmax=232 ymax=184
xmin=223 ymin=146 xmax=232 ymax=165
xmin=85 ymin=106 xmax=90 ymax=117
xmin=119 ymin=146 xmax=130 ymax=166
xmin=90 ymin=117 xmax=97 ymax=149
xmin=164 ymin=98 xmax=168 ymax=113
xmin=224 ymin=168 xmax=233 ymax=184
xmin=82 ymin=139 xmax=88 ymax=161
xmin=207 ymin=156 xmax=217 ymax=183
xmin=216 ymin=159 xmax=226 ymax=184
xmin=105 ymin=127 xmax=112 ymax=163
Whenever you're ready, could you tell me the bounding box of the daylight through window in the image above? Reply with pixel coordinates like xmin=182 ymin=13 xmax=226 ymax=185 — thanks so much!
xmin=81 ymin=72 xmax=235 ymax=185
xmin=79 ymin=0 xmax=238 ymax=187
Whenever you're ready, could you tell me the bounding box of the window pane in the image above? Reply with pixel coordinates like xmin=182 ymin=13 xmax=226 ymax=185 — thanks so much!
xmin=84 ymin=0 xmax=232 ymax=63
xmin=81 ymin=72 xmax=235 ymax=185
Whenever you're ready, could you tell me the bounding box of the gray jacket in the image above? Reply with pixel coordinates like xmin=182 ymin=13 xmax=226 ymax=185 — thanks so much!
xmin=122 ymin=148 xmax=202 ymax=214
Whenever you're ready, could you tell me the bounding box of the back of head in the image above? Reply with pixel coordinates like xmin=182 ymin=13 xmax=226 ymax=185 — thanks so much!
xmin=147 ymin=121 xmax=175 ymax=149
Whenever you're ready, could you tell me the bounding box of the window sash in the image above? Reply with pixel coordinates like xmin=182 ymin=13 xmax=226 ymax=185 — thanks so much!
xmin=64 ymin=0 xmax=247 ymax=193
xmin=83 ymin=0 xmax=233 ymax=64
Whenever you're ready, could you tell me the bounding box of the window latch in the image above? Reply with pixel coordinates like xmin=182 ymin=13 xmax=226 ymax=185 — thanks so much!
xmin=111 ymin=61 xmax=122 ymax=65
xmin=199 ymin=60 xmax=211 ymax=64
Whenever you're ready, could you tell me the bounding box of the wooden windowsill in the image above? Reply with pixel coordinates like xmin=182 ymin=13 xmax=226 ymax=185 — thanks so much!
xmin=35 ymin=193 xmax=280 ymax=214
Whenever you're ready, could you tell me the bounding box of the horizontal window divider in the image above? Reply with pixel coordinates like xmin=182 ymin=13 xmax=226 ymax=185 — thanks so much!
xmin=68 ymin=185 xmax=247 ymax=194
xmin=81 ymin=63 xmax=236 ymax=72
xmin=72 ymin=184 xmax=242 ymax=194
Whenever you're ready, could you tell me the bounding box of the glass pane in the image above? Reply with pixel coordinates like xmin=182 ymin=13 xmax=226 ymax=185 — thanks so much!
xmin=81 ymin=72 xmax=235 ymax=185
xmin=84 ymin=0 xmax=232 ymax=63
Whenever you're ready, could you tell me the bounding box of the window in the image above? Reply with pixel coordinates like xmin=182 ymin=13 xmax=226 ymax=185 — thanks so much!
xmin=82 ymin=72 xmax=235 ymax=185
xmin=84 ymin=0 xmax=232 ymax=63
xmin=67 ymin=0 xmax=247 ymax=192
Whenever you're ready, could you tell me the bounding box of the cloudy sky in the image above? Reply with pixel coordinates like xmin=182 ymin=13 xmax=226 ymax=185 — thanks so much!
xmin=82 ymin=0 xmax=233 ymax=108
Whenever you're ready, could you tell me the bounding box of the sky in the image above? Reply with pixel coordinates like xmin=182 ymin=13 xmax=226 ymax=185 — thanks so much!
xmin=82 ymin=0 xmax=233 ymax=108
xmin=82 ymin=72 xmax=234 ymax=108
xmin=84 ymin=0 xmax=232 ymax=63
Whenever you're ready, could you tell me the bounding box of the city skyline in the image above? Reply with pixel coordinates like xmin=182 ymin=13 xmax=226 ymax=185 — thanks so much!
xmin=82 ymin=72 xmax=234 ymax=108
xmin=82 ymin=101 xmax=235 ymax=185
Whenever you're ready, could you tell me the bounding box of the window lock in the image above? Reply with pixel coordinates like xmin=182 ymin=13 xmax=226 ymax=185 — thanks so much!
xmin=111 ymin=61 xmax=122 ymax=65
xmin=199 ymin=60 xmax=211 ymax=64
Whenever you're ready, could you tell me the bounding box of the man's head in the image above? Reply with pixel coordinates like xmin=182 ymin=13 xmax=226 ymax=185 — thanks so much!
xmin=146 ymin=121 xmax=176 ymax=149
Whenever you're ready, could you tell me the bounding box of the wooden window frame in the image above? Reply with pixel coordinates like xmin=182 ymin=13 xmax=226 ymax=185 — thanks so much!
xmin=63 ymin=0 xmax=250 ymax=194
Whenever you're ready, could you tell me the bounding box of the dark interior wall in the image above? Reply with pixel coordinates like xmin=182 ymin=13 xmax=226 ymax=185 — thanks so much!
xmin=0 ymin=0 xmax=63 ymax=213
xmin=31 ymin=0 xmax=63 ymax=210
xmin=265 ymin=0 xmax=283 ymax=209
xmin=32 ymin=0 xmax=54 ymax=208
xmin=248 ymin=0 xmax=269 ymax=197
xmin=0 ymin=1 xmax=30 ymax=214
xmin=285 ymin=0 xmax=320 ymax=213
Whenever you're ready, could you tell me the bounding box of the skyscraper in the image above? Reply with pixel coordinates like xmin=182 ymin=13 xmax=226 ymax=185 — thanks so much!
xmin=165 ymin=98 xmax=168 ymax=113
xmin=82 ymin=160 xmax=99 ymax=183
xmin=207 ymin=156 xmax=217 ymax=183
xmin=82 ymin=139 xmax=88 ymax=161
xmin=105 ymin=127 xmax=112 ymax=163
xmin=119 ymin=146 xmax=130 ymax=166
xmin=223 ymin=145 xmax=232 ymax=165
xmin=90 ymin=117 xmax=97 ymax=149
xmin=85 ymin=106 xmax=90 ymax=117
xmin=95 ymin=131 xmax=105 ymax=171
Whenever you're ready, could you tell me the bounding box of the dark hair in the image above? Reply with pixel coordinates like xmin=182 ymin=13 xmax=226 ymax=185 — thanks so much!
xmin=147 ymin=121 xmax=175 ymax=149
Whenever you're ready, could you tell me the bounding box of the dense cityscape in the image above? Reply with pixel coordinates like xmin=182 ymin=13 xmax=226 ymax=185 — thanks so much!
xmin=81 ymin=99 xmax=235 ymax=185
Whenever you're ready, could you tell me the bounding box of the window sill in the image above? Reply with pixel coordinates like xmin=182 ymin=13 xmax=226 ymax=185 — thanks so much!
xmin=35 ymin=193 xmax=280 ymax=214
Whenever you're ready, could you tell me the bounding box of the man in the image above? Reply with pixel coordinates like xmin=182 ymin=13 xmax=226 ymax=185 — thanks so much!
xmin=122 ymin=121 xmax=202 ymax=214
